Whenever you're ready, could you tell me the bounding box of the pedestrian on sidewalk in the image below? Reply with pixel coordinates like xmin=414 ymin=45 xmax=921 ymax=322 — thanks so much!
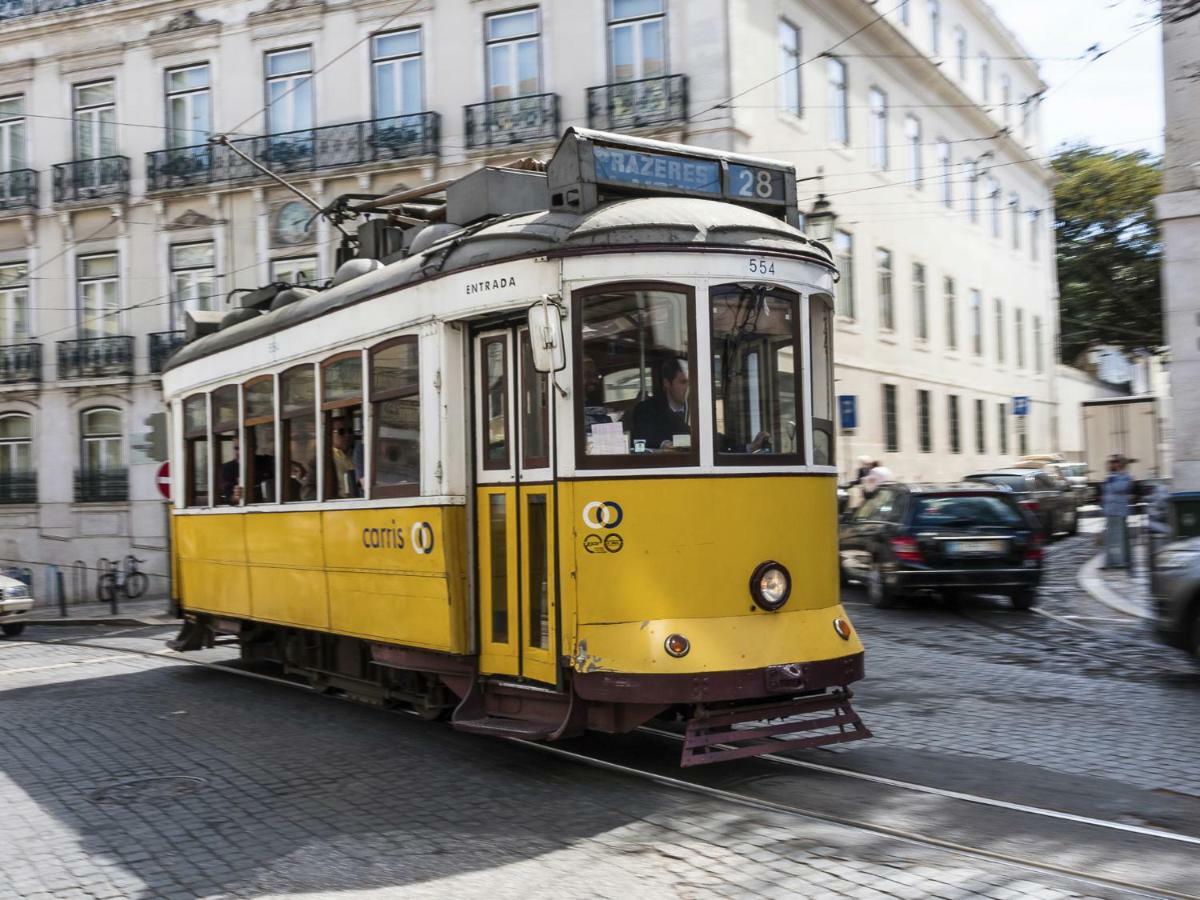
xmin=1101 ymin=453 xmax=1134 ymax=569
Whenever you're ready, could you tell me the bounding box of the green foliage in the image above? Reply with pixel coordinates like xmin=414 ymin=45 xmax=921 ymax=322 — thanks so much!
xmin=1052 ymin=145 xmax=1162 ymax=360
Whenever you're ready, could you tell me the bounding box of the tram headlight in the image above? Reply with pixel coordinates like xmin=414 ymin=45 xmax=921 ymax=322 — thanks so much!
xmin=749 ymin=561 xmax=791 ymax=611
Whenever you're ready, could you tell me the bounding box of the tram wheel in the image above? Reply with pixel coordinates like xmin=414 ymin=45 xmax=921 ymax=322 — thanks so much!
xmin=866 ymin=562 xmax=896 ymax=609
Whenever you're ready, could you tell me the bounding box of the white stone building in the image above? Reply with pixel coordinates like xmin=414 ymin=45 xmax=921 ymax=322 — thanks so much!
xmin=0 ymin=0 xmax=1059 ymax=597
xmin=1157 ymin=2 xmax=1200 ymax=492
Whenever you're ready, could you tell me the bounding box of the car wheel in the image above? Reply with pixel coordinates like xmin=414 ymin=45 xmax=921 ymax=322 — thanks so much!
xmin=1010 ymin=588 xmax=1037 ymax=612
xmin=1 ymin=623 xmax=26 ymax=638
xmin=866 ymin=561 xmax=897 ymax=609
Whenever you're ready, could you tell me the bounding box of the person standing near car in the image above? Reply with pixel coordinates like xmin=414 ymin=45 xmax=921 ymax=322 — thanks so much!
xmin=1101 ymin=454 xmax=1134 ymax=569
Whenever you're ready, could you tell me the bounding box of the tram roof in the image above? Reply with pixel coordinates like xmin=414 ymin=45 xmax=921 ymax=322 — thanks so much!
xmin=165 ymin=195 xmax=834 ymax=373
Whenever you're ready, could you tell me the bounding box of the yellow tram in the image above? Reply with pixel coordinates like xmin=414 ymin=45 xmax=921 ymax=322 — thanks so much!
xmin=164 ymin=129 xmax=869 ymax=765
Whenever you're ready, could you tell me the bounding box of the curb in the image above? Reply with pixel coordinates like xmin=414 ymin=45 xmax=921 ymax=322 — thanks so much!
xmin=21 ymin=616 xmax=181 ymax=628
xmin=1076 ymin=553 xmax=1153 ymax=620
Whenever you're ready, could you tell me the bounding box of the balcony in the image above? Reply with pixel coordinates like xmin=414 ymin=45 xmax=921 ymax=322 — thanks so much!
xmin=57 ymin=336 xmax=134 ymax=379
xmin=464 ymin=93 xmax=559 ymax=150
xmin=149 ymin=331 xmax=186 ymax=374
xmin=0 ymin=472 xmax=36 ymax=505
xmin=146 ymin=112 xmax=441 ymax=192
xmin=0 ymin=0 xmax=109 ymax=21
xmin=74 ymin=468 xmax=128 ymax=504
xmin=0 ymin=343 xmax=41 ymax=383
xmin=0 ymin=169 xmax=38 ymax=212
xmin=52 ymin=156 xmax=130 ymax=205
xmin=587 ymin=74 xmax=688 ymax=132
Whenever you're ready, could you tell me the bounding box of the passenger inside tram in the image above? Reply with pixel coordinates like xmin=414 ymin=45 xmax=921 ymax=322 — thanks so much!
xmin=327 ymin=411 xmax=363 ymax=498
xmin=218 ymin=437 xmax=276 ymax=505
xmin=629 ymin=357 xmax=691 ymax=451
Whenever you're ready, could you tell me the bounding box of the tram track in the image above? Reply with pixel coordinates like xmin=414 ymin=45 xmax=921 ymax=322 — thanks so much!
xmin=7 ymin=626 xmax=1199 ymax=900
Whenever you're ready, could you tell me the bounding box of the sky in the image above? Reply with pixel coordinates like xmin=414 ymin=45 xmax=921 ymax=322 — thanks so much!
xmin=989 ymin=0 xmax=1163 ymax=155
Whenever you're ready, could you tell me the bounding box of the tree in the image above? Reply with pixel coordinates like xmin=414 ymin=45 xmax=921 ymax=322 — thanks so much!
xmin=1052 ymin=145 xmax=1162 ymax=361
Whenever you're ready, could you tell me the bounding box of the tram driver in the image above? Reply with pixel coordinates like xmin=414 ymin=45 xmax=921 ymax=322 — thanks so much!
xmin=630 ymin=358 xmax=691 ymax=451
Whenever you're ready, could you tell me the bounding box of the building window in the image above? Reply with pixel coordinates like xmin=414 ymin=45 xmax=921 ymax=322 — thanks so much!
xmin=182 ymin=395 xmax=207 ymax=507
xmin=913 ymin=262 xmax=928 ymax=341
xmin=1015 ymin=308 xmax=1026 ymax=369
xmin=322 ymin=352 xmax=364 ymax=499
xmin=487 ymin=8 xmax=542 ymax=100
xmin=266 ymin=47 xmax=314 ymax=135
xmin=77 ymin=253 xmax=119 ymax=339
xmin=281 ymin=365 xmax=316 ymax=502
xmin=0 ymin=95 xmax=27 ymax=176
xmin=372 ymin=29 xmax=424 ymax=118
xmin=1010 ymin=193 xmax=1021 ymax=250
xmin=779 ymin=19 xmax=801 ymax=116
xmin=0 ymin=412 xmax=32 ymax=488
xmin=883 ymin=384 xmax=899 ymax=453
xmin=994 ymin=298 xmax=1004 ymax=363
xmin=270 ymin=256 xmax=318 ymax=286
xmin=966 ymin=159 xmax=978 ymax=223
xmin=834 ymin=230 xmax=855 ymax=320
xmin=869 ymin=87 xmax=888 ymax=169
xmin=608 ymin=0 xmax=665 ymax=83
xmin=170 ymin=243 xmax=216 ymax=330
xmin=370 ymin=336 xmax=421 ymax=496
xmin=954 ymin=26 xmax=967 ymax=79
xmin=918 ymin=389 xmax=932 ymax=453
xmin=979 ymin=52 xmax=991 ymax=103
xmin=905 ymin=114 xmax=922 ymax=187
xmin=1033 ymin=315 xmax=1044 ymax=373
xmin=987 ymin=176 xmax=1001 ymax=238
xmin=1000 ymin=73 xmax=1012 ymax=125
xmin=877 ymin=248 xmax=894 ymax=331
xmin=0 ymin=262 xmax=29 ymax=342
xmin=969 ymin=288 xmax=982 ymax=356
xmin=73 ymin=80 xmax=115 ymax=160
xmin=81 ymin=407 xmax=122 ymax=476
xmin=944 ymin=276 xmax=957 ymax=351
xmin=1029 ymin=209 xmax=1040 ymax=260
xmin=974 ymin=398 xmax=986 ymax=454
xmin=928 ymin=0 xmax=941 ymax=55
xmin=936 ymin=139 xmax=951 ymax=207
xmin=947 ymin=394 xmax=960 ymax=454
xmin=827 ymin=56 xmax=848 ymax=146
xmin=998 ymin=402 xmax=1008 ymax=455
xmin=165 ymin=64 xmax=210 ymax=149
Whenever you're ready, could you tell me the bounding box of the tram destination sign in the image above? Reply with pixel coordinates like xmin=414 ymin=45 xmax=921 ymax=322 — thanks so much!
xmin=592 ymin=144 xmax=788 ymax=205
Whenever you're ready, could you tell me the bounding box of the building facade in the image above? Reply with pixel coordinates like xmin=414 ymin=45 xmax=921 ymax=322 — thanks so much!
xmin=0 ymin=0 xmax=1057 ymax=597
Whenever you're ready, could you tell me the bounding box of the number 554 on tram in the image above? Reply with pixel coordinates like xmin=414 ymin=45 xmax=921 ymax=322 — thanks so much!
xmin=163 ymin=129 xmax=870 ymax=766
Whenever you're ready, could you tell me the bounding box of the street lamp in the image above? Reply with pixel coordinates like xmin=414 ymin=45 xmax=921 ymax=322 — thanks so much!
xmin=806 ymin=193 xmax=837 ymax=244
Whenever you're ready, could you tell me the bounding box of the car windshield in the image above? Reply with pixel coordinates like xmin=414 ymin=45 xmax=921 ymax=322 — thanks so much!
xmin=913 ymin=495 xmax=1024 ymax=527
xmin=966 ymin=474 xmax=1026 ymax=491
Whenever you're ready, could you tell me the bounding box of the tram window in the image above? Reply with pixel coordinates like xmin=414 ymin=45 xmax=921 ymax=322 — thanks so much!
xmin=183 ymin=394 xmax=208 ymax=506
xmin=527 ymin=493 xmax=549 ymax=650
xmin=574 ymin=284 xmax=695 ymax=466
xmin=481 ymin=336 xmax=509 ymax=470
xmin=370 ymin=337 xmax=420 ymax=497
xmin=322 ymin=352 xmax=364 ymax=499
xmin=810 ymin=293 xmax=835 ymax=466
xmin=243 ymin=376 xmax=277 ymax=504
xmin=211 ymin=385 xmax=240 ymax=505
xmin=281 ymin=365 xmax=317 ymax=502
xmin=489 ymin=494 xmax=508 ymax=643
xmin=519 ymin=331 xmax=549 ymax=468
xmin=710 ymin=285 xmax=803 ymax=463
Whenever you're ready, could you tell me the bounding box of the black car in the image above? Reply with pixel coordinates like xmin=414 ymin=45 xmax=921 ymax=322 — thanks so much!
xmin=962 ymin=469 xmax=1078 ymax=538
xmin=839 ymin=483 xmax=1044 ymax=610
xmin=1150 ymin=537 xmax=1200 ymax=659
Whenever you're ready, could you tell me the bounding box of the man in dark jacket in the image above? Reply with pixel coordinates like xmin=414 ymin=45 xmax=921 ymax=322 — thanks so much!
xmin=630 ymin=358 xmax=690 ymax=451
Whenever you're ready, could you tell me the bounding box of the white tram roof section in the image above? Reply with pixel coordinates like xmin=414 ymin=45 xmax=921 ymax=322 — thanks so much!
xmin=164 ymin=195 xmax=834 ymax=374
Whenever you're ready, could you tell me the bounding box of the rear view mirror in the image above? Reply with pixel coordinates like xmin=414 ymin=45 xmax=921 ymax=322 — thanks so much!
xmin=528 ymin=298 xmax=566 ymax=373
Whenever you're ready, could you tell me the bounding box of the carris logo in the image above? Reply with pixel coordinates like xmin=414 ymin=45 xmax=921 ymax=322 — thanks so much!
xmin=582 ymin=500 xmax=623 ymax=530
xmin=411 ymin=521 xmax=435 ymax=555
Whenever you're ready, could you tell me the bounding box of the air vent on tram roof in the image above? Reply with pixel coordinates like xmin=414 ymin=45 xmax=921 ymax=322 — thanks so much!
xmin=220 ymin=307 xmax=264 ymax=330
xmin=269 ymin=286 xmax=319 ymax=312
xmin=445 ymin=167 xmax=549 ymax=226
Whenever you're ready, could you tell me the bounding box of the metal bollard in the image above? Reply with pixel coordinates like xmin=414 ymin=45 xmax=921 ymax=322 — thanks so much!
xmin=55 ymin=568 xmax=67 ymax=617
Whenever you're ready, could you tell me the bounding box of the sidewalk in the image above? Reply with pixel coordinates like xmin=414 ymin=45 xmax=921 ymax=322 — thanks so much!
xmin=22 ymin=596 xmax=180 ymax=627
xmin=1075 ymin=516 xmax=1155 ymax=620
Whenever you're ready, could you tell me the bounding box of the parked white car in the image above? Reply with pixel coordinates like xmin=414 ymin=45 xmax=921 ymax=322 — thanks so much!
xmin=0 ymin=574 xmax=34 ymax=637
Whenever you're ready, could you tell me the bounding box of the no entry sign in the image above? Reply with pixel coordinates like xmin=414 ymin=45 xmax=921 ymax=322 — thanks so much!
xmin=156 ymin=460 xmax=171 ymax=501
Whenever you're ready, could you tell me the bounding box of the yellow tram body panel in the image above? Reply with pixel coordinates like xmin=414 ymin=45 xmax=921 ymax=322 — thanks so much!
xmin=174 ymin=505 xmax=470 ymax=653
xmin=558 ymin=474 xmax=861 ymax=673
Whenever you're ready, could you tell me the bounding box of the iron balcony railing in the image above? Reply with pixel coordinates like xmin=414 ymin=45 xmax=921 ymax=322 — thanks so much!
xmin=0 ymin=471 xmax=36 ymax=505
xmin=0 ymin=169 xmax=38 ymax=212
xmin=464 ymin=93 xmax=559 ymax=149
xmin=587 ymin=74 xmax=688 ymax=131
xmin=146 ymin=112 xmax=441 ymax=192
xmin=74 ymin=468 xmax=128 ymax=503
xmin=0 ymin=0 xmax=108 ymax=21
xmin=57 ymin=336 xmax=134 ymax=379
xmin=52 ymin=156 xmax=130 ymax=204
xmin=148 ymin=331 xmax=186 ymax=374
xmin=0 ymin=343 xmax=41 ymax=383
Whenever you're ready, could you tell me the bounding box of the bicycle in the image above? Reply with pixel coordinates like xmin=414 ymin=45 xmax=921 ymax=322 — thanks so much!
xmin=96 ymin=555 xmax=149 ymax=605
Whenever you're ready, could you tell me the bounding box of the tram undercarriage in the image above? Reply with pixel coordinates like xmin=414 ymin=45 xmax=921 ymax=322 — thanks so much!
xmin=171 ymin=615 xmax=870 ymax=766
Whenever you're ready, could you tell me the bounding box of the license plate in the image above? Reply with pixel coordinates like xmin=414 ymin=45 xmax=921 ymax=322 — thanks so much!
xmin=946 ymin=540 xmax=1006 ymax=556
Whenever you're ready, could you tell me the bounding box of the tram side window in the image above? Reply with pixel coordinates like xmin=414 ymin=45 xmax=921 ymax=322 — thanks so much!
xmin=575 ymin=285 xmax=695 ymax=465
xmin=183 ymin=394 xmax=208 ymax=506
xmin=322 ymin=352 xmax=364 ymax=499
xmin=211 ymin=385 xmax=240 ymax=505
xmin=281 ymin=365 xmax=317 ymax=502
xmin=520 ymin=330 xmax=549 ymax=468
xmin=243 ymin=376 xmax=277 ymax=504
xmin=810 ymin=293 xmax=835 ymax=466
xmin=370 ymin=337 xmax=420 ymax=497
xmin=710 ymin=284 xmax=803 ymax=462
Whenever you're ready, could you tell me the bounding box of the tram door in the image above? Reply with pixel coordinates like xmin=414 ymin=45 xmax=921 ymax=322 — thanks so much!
xmin=473 ymin=327 xmax=558 ymax=686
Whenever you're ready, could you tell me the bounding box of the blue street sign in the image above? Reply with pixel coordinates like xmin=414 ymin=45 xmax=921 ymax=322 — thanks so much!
xmin=1013 ymin=395 xmax=1030 ymax=417
xmin=838 ymin=395 xmax=857 ymax=430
